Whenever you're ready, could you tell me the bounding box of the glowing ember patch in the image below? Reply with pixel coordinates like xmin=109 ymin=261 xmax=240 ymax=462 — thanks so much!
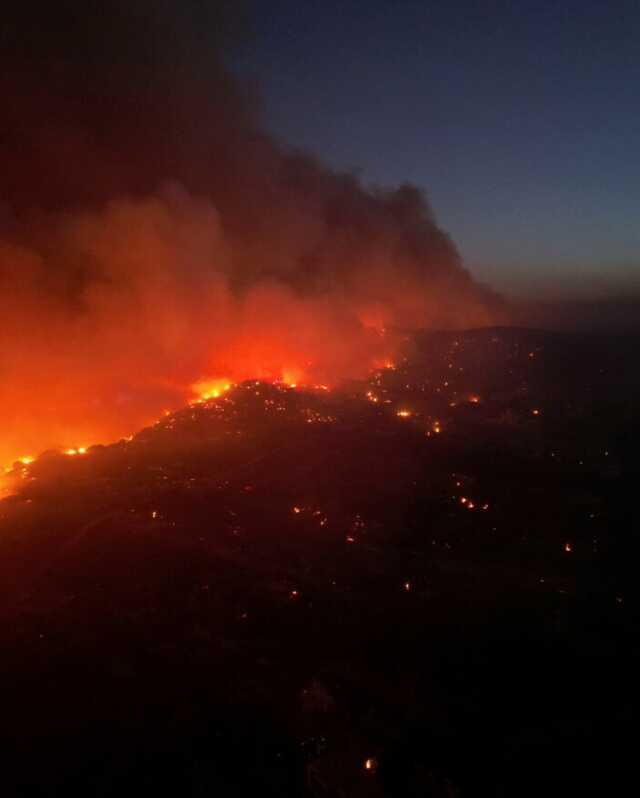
xmin=192 ymin=378 xmax=233 ymax=401
xmin=19 ymin=456 xmax=34 ymax=465
xmin=292 ymin=506 xmax=302 ymax=514
xmin=404 ymin=581 xmax=411 ymax=591
xmin=364 ymin=758 xmax=377 ymax=772
xmin=469 ymin=395 xmax=481 ymax=403
xmin=532 ymin=408 xmax=540 ymax=416
xmin=396 ymin=410 xmax=411 ymax=418
xmin=564 ymin=542 xmax=573 ymax=553
xmin=281 ymin=368 xmax=303 ymax=388
xmin=65 ymin=448 xmax=87 ymax=456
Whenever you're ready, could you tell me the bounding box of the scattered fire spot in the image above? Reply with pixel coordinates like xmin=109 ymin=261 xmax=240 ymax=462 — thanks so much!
xmin=65 ymin=447 xmax=87 ymax=456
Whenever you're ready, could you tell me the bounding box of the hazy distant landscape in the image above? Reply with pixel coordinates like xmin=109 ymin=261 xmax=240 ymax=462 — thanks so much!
xmin=517 ymin=297 xmax=640 ymax=333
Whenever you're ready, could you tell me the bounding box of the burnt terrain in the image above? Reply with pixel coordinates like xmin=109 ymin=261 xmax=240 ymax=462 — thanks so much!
xmin=1 ymin=327 xmax=638 ymax=797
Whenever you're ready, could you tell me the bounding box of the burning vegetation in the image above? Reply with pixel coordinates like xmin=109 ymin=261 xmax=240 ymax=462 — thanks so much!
xmin=1 ymin=5 xmax=637 ymax=796
xmin=0 ymin=326 xmax=638 ymax=795
xmin=0 ymin=2 xmax=502 ymax=469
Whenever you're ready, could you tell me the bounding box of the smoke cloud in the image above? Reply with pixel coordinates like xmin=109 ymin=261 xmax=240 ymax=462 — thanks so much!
xmin=0 ymin=2 xmax=500 ymax=464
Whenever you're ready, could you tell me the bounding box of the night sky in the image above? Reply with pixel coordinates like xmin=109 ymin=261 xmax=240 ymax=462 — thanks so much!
xmin=233 ymin=0 xmax=640 ymax=299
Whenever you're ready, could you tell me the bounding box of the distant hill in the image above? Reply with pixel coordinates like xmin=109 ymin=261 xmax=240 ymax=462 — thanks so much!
xmin=514 ymin=297 xmax=640 ymax=333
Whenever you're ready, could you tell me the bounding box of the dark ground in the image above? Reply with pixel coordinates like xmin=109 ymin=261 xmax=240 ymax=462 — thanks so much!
xmin=1 ymin=327 xmax=638 ymax=796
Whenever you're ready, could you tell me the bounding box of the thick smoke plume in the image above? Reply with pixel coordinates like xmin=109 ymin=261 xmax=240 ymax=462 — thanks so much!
xmin=0 ymin=2 xmax=500 ymax=465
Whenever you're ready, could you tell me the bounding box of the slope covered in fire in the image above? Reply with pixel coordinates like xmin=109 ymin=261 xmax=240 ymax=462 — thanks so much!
xmin=0 ymin=2 xmax=503 ymax=467
xmin=1 ymin=327 xmax=638 ymax=796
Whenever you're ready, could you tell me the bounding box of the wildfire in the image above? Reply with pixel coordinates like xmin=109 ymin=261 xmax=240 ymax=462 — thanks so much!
xmin=0 ymin=349 xmax=424 ymax=499
xmin=192 ymin=378 xmax=233 ymax=402
xmin=0 ymin=373 xmax=337 ymax=499
xmin=281 ymin=369 xmax=303 ymax=388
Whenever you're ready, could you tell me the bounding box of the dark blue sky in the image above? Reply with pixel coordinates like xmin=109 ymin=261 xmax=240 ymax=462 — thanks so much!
xmin=232 ymin=0 xmax=639 ymax=299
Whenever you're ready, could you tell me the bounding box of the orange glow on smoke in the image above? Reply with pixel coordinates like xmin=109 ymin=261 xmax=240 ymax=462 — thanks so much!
xmin=0 ymin=188 xmax=495 ymax=471
xmin=0 ymin=0 xmax=502 ymax=483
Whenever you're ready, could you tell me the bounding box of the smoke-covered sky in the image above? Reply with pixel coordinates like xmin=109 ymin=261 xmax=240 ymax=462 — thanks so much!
xmin=234 ymin=0 xmax=640 ymax=300
xmin=0 ymin=1 xmax=502 ymax=465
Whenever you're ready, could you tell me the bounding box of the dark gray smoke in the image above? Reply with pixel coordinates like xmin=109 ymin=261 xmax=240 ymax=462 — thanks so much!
xmin=0 ymin=2 xmax=502 ymax=464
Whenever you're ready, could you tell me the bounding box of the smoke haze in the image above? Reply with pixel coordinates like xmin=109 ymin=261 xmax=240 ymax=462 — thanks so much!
xmin=0 ymin=2 xmax=500 ymax=464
